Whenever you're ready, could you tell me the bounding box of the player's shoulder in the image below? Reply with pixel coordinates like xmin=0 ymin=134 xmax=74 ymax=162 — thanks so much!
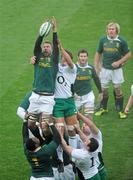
xmin=118 ymin=36 xmax=128 ymax=43
xmin=99 ymin=36 xmax=107 ymax=41
xmin=87 ymin=63 xmax=95 ymax=70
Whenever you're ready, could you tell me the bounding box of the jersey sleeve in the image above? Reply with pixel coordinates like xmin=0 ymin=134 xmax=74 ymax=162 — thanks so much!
xmin=66 ymin=63 xmax=77 ymax=73
xmin=72 ymin=63 xmax=77 ymax=73
xmin=120 ymin=38 xmax=130 ymax=55
xmin=71 ymin=149 xmax=88 ymax=160
xmin=19 ymin=92 xmax=31 ymax=110
xmin=33 ymin=35 xmax=44 ymax=57
xmin=22 ymin=122 xmax=29 ymax=144
xmin=96 ymin=37 xmax=104 ymax=53
xmin=53 ymin=32 xmax=59 ymax=65
xmin=40 ymin=141 xmax=58 ymax=156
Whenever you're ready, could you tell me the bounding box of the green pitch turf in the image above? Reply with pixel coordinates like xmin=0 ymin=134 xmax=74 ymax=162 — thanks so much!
xmin=0 ymin=0 xmax=133 ymax=179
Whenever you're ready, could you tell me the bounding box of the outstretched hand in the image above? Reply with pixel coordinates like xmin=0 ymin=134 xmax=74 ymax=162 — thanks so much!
xmin=51 ymin=16 xmax=57 ymax=32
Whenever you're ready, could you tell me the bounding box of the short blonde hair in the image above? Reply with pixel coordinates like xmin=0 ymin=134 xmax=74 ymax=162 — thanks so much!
xmin=106 ymin=22 xmax=120 ymax=34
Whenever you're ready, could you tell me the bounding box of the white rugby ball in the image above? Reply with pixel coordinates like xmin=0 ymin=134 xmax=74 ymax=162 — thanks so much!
xmin=39 ymin=21 xmax=52 ymax=37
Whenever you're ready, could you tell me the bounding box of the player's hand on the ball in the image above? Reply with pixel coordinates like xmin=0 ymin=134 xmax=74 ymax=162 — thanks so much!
xmin=51 ymin=16 xmax=57 ymax=32
xmin=30 ymin=56 xmax=36 ymax=65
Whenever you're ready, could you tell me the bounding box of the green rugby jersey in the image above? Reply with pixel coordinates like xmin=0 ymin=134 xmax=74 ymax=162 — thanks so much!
xmin=22 ymin=122 xmax=60 ymax=178
xmin=74 ymin=63 xmax=102 ymax=96
xmin=33 ymin=33 xmax=59 ymax=93
xmin=33 ymin=55 xmax=58 ymax=93
xmin=96 ymin=36 xmax=130 ymax=69
xmin=24 ymin=141 xmax=58 ymax=178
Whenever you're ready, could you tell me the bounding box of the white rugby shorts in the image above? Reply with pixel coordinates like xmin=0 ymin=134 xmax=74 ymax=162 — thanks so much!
xmin=99 ymin=67 xmax=124 ymax=88
xmin=75 ymin=91 xmax=95 ymax=113
xmin=28 ymin=92 xmax=55 ymax=114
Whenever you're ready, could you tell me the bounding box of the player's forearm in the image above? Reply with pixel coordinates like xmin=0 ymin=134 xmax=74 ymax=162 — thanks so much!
xmin=94 ymin=52 xmax=101 ymax=74
xmin=75 ymin=126 xmax=88 ymax=143
xmin=78 ymin=112 xmax=99 ymax=134
xmin=34 ymin=35 xmax=44 ymax=56
xmin=61 ymin=137 xmax=73 ymax=155
xmin=119 ymin=51 xmax=131 ymax=65
xmin=53 ymin=32 xmax=59 ymax=64
xmin=61 ymin=47 xmax=74 ymax=68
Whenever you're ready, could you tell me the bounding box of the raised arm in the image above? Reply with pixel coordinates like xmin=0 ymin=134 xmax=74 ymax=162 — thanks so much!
xmin=58 ymin=41 xmax=74 ymax=68
xmin=51 ymin=16 xmax=59 ymax=65
xmin=60 ymin=134 xmax=73 ymax=155
xmin=33 ymin=35 xmax=44 ymax=57
xmin=74 ymin=123 xmax=89 ymax=143
xmin=77 ymin=112 xmax=99 ymax=135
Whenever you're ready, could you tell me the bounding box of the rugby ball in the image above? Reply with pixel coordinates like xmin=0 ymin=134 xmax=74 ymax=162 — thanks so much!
xmin=39 ymin=21 xmax=52 ymax=37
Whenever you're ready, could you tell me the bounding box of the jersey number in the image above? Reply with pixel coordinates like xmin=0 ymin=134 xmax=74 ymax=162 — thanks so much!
xmin=90 ymin=157 xmax=94 ymax=168
xmin=32 ymin=157 xmax=39 ymax=167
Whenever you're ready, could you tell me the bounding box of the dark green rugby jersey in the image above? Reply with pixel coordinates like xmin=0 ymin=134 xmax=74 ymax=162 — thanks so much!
xmin=74 ymin=63 xmax=101 ymax=96
xmin=24 ymin=141 xmax=58 ymax=178
xmin=32 ymin=55 xmax=58 ymax=93
xmin=96 ymin=36 xmax=130 ymax=69
xmin=33 ymin=32 xmax=59 ymax=93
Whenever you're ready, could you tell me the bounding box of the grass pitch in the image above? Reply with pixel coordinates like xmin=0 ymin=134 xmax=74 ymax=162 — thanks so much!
xmin=0 ymin=0 xmax=133 ymax=179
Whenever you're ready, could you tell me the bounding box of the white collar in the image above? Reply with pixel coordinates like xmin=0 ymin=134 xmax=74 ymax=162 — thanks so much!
xmin=107 ymin=35 xmax=120 ymax=41
xmin=77 ymin=62 xmax=88 ymax=68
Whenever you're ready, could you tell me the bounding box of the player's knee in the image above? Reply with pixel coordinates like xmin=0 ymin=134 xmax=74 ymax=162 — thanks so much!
xmin=103 ymin=89 xmax=109 ymax=97
xmin=114 ymin=87 xmax=123 ymax=97
xmin=67 ymin=125 xmax=75 ymax=131
xmin=84 ymin=107 xmax=94 ymax=115
xmin=55 ymin=122 xmax=65 ymax=135
xmin=55 ymin=122 xmax=64 ymax=128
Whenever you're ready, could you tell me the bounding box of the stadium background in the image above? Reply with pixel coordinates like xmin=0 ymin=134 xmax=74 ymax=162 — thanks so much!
xmin=0 ymin=0 xmax=133 ymax=179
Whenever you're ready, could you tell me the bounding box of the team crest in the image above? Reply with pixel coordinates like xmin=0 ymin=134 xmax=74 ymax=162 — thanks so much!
xmin=40 ymin=57 xmax=44 ymax=61
xmin=116 ymin=42 xmax=120 ymax=48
